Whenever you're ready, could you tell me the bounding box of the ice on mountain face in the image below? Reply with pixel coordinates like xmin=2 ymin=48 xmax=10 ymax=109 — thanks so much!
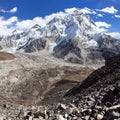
xmin=46 ymin=13 xmax=90 ymax=44
xmin=47 ymin=42 xmax=57 ymax=52
xmin=64 ymin=17 xmax=79 ymax=40
xmin=82 ymin=39 xmax=98 ymax=48
xmin=12 ymin=29 xmax=23 ymax=35
xmin=28 ymin=30 xmax=42 ymax=39
xmin=28 ymin=24 xmax=44 ymax=38
xmin=11 ymin=47 xmax=17 ymax=54
xmin=54 ymin=22 xmax=67 ymax=37
xmin=8 ymin=24 xmax=45 ymax=52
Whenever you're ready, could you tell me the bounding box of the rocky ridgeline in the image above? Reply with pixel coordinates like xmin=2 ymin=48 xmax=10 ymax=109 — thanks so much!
xmin=0 ymin=82 xmax=119 ymax=120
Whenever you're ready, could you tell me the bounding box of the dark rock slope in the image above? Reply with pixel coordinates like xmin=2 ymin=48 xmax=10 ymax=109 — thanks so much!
xmin=66 ymin=54 xmax=120 ymax=96
xmin=63 ymin=54 xmax=120 ymax=120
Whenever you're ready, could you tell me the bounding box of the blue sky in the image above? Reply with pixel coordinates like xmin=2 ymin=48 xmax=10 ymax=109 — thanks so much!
xmin=0 ymin=0 xmax=120 ymax=38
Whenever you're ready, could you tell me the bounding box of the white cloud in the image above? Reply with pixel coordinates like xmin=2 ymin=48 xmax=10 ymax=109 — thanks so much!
xmin=114 ymin=14 xmax=120 ymax=18
xmin=0 ymin=9 xmax=7 ymax=13
xmin=95 ymin=21 xmax=112 ymax=32
xmin=0 ymin=7 xmax=17 ymax=13
xmin=10 ymin=7 xmax=17 ymax=13
xmin=65 ymin=7 xmax=96 ymax=15
xmin=97 ymin=6 xmax=118 ymax=14
xmin=44 ymin=11 xmax=65 ymax=24
xmin=0 ymin=16 xmax=18 ymax=36
xmin=33 ymin=17 xmax=46 ymax=26
xmin=16 ymin=20 xmax=35 ymax=30
xmin=16 ymin=17 xmax=46 ymax=30
xmin=95 ymin=21 xmax=111 ymax=28
xmin=106 ymin=32 xmax=120 ymax=39
xmin=80 ymin=7 xmax=96 ymax=14
xmin=0 ymin=16 xmax=46 ymax=36
xmin=97 ymin=13 xmax=103 ymax=17
xmin=99 ymin=28 xmax=108 ymax=32
xmin=65 ymin=7 xmax=78 ymax=13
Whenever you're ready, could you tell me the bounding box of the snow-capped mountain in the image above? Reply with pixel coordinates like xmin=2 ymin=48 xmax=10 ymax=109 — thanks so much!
xmin=0 ymin=8 xmax=120 ymax=64
xmin=0 ymin=8 xmax=100 ymax=51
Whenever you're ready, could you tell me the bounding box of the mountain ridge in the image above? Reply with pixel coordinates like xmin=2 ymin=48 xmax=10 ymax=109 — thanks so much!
xmin=0 ymin=8 xmax=120 ymax=65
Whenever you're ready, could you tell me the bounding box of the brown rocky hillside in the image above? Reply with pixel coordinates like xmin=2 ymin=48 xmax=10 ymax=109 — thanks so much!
xmin=0 ymin=52 xmax=16 ymax=60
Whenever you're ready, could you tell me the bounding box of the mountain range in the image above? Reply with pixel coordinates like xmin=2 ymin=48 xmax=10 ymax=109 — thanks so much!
xmin=0 ymin=8 xmax=120 ymax=65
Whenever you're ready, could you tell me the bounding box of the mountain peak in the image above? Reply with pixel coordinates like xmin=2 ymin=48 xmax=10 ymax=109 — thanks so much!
xmin=31 ymin=24 xmax=42 ymax=31
xmin=65 ymin=8 xmax=82 ymax=15
xmin=12 ymin=29 xmax=23 ymax=35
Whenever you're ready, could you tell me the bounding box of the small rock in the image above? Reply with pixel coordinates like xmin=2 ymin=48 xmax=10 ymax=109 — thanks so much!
xmin=69 ymin=103 xmax=75 ymax=108
xmin=90 ymin=117 xmax=95 ymax=120
xmin=95 ymin=106 xmax=103 ymax=111
xmin=72 ymin=116 xmax=78 ymax=120
xmin=39 ymin=116 xmax=45 ymax=120
xmin=112 ymin=111 xmax=120 ymax=118
xmin=47 ymin=110 xmax=54 ymax=117
xmin=65 ymin=107 xmax=73 ymax=115
xmin=72 ymin=107 xmax=80 ymax=114
xmin=107 ymin=104 xmax=120 ymax=111
xmin=34 ymin=111 xmax=45 ymax=119
xmin=81 ymin=109 xmax=89 ymax=116
xmin=29 ymin=116 xmax=33 ymax=120
xmin=88 ymin=96 xmax=95 ymax=102
xmin=106 ymin=102 xmax=112 ymax=107
xmin=64 ymin=114 xmax=68 ymax=118
xmin=32 ymin=118 xmax=40 ymax=120
xmin=24 ymin=111 xmax=29 ymax=117
xmin=57 ymin=103 xmax=67 ymax=110
xmin=0 ymin=116 xmax=4 ymax=120
xmin=85 ymin=115 xmax=90 ymax=120
xmin=24 ymin=115 xmax=29 ymax=120
xmin=56 ymin=114 xmax=67 ymax=120
xmin=97 ymin=114 xmax=104 ymax=120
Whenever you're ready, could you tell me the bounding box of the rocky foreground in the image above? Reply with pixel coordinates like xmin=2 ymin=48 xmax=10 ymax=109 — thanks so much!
xmin=0 ymin=53 xmax=119 ymax=120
